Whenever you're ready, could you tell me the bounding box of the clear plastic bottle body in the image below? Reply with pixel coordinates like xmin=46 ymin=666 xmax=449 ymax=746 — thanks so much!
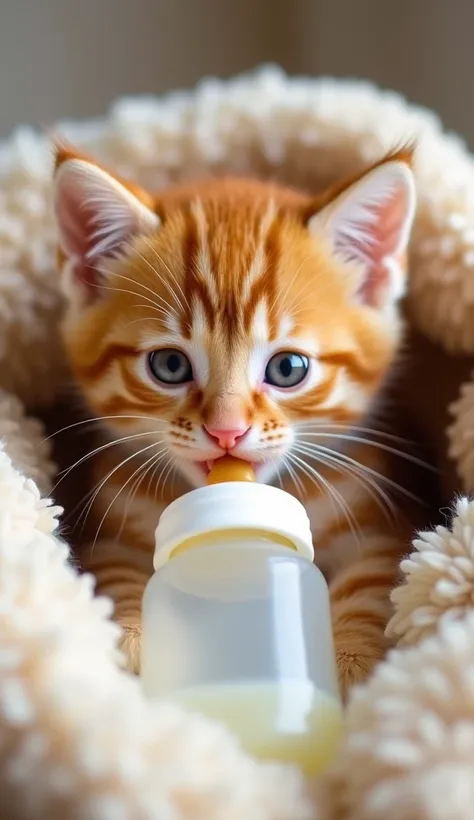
xmin=141 ymin=533 xmax=342 ymax=775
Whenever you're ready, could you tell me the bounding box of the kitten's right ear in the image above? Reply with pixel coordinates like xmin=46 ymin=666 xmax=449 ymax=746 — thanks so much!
xmin=53 ymin=148 xmax=159 ymax=302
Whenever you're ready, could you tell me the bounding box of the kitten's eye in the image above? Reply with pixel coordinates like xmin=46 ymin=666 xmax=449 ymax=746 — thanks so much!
xmin=265 ymin=352 xmax=309 ymax=388
xmin=148 ymin=349 xmax=193 ymax=385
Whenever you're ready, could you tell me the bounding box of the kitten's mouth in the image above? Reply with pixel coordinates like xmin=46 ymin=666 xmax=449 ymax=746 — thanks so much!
xmin=199 ymin=457 xmax=258 ymax=477
xmin=181 ymin=454 xmax=278 ymax=486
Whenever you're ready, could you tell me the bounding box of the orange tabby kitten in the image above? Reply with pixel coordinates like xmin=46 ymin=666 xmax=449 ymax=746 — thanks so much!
xmin=52 ymin=144 xmax=420 ymax=695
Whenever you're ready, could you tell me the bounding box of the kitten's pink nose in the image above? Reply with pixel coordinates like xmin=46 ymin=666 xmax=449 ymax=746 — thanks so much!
xmin=204 ymin=425 xmax=250 ymax=450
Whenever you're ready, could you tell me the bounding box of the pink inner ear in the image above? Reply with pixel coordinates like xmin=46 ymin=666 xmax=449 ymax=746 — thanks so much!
xmin=55 ymin=159 xmax=159 ymax=303
xmin=372 ymin=190 xmax=409 ymax=259
xmin=56 ymin=172 xmax=101 ymax=296
xmin=334 ymin=176 xmax=413 ymax=308
xmin=55 ymin=162 xmax=133 ymax=299
xmin=56 ymin=174 xmax=93 ymax=258
xmin=358 ymin=193 xmax=407 ymax=305
xmin=57 ymin=191 xmax=100 ymax=294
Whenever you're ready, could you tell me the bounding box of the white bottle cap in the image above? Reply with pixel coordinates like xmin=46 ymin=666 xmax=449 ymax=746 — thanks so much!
xmin=153 ymin=483 xmax=314 ymax=570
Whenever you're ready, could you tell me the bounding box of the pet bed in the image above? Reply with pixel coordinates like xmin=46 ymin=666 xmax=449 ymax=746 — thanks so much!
xmin=1 ymin=66 xmax=474 ymax=819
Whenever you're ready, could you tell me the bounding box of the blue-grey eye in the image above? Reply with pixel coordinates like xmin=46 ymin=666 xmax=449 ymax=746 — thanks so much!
xmin=265 ymin=352 xmax=309 ymax=388
xmin=148 ymin=349 xmax=193 ymax=385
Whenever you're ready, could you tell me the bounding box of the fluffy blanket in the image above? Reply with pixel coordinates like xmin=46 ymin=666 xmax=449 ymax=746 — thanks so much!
xmin=1 ymin=66 xmax=474 ymax=820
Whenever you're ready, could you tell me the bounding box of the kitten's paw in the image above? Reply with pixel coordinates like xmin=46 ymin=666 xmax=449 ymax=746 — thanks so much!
xmin=335 ymin=645 xmax=379 ymax=700
xmin=118 ymin=623 xmax=142 ymax=675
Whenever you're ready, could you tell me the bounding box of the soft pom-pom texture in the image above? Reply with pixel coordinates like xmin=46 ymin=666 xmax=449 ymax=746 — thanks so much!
xmin=387 ymin=498 xmax=474 ymax=645
xmin=2 ymin=65 xmax=474 ymax=818
xmin=320 ymin=614 xmax=474 ymax=820
xmin=0 ymin=390 xmax=56 ymax=493
xmin=448 ymin=379 xmax=474 ymax=493
xmin=0 ymin=445 xmax=310 ymax=820
xmin=317 ymin=498 xmax=474 ymax=820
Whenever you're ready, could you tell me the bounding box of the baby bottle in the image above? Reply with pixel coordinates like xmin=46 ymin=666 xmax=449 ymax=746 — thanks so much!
xmin=141 ymin=456 xmax=343 ymax=777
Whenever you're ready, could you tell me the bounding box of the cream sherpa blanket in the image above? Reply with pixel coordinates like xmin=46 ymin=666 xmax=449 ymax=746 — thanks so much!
xmin=2 ymin=66 xmax=474 ymax=820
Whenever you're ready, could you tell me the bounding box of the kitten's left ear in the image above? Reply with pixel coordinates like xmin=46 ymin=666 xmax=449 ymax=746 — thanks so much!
xmin=53 ymin=145 xmax=159 ymax=301
xmin=306 ymin=154 xmax=416 ymax=309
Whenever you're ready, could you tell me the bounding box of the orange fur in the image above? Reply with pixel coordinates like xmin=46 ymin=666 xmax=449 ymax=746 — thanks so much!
xmin=53 ymin=145 xmax=421 ymax=695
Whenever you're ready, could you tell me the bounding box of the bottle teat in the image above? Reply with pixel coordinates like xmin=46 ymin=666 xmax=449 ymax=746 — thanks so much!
xmin=153 ymin=455 xmax=314 ymax=569
xmin=207 ymin=456 xmax=256 ymax=485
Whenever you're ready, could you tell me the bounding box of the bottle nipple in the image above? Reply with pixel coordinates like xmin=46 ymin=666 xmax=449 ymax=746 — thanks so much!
xmin=207 ymin=456 xmax=256 ymax=485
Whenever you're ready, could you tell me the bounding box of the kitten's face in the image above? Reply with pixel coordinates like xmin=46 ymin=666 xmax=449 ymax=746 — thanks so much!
xmin=54 ymin=150 xmax=416 ymax=489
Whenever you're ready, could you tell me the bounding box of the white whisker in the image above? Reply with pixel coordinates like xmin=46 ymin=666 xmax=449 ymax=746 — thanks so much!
xmin=296 ymin=421 xmax=415 ymax=446
xmin=126 ymin=313 xmax=173 ymax=328
xmin=41 ymin=414 xmax=167 ymax=444
xmin=269 ymin=454 xmax=284 ymax=490
xmin=132 ymin=247 xmax=186 ymax=316
xmin=280 ymin=454 xmax=305 ymax=499
xmin=140 ymin=237 xmax=191 ymax=313
xmin=301 ymin=442 xmax=425 ymax=506
xmin=106 ymin=267 xmax=179 ymax=315
xmin=272 ymin=254 xmax=312 ymax=312
xmin=87 ymin=263 xmax=177 ymax=317
xmin=154 ymin=453 xmax=175 ymax=499
xmin=298 ymin=431 xmax=436 ymax=472
xmin=55 ymin=431 xmax=164 ymax=490
xmin=92 ymin=447 xmax=166 ymax=549
xmin=292 ymin=442 xmax=397 ymax=527
xmin=158 ymin=456 xmax=177 ymax=498
xmin=114 ymin=449 xmax=169 ymax=544
xmin=146 ymin=450 xmax=168 ymax=497
xmin=78 ymin=441 xmax=161 ymax=536
xmin=128 ymin=303 xmax=176 ymax=321
xmin=90 ymin=263 xmax=178 ymax=319
xmin=287 ymin=450 xmax=362 ymax=546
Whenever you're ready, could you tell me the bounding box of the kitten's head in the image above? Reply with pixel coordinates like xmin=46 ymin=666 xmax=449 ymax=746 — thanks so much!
xmin=53 ymin=146 xmax=416 ymax=489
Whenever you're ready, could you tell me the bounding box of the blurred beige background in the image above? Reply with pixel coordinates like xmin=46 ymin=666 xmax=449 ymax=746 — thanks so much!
xmin=0 ymin=0 xmax=472 ymax=145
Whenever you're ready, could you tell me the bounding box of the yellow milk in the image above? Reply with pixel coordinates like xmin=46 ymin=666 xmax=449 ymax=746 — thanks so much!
xmin=171 ymin=680 xmax=344 ymax=777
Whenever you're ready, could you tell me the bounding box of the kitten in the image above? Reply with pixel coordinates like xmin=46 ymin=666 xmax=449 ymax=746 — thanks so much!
xmin=52 ymin=144 xmax=421 ymax=695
